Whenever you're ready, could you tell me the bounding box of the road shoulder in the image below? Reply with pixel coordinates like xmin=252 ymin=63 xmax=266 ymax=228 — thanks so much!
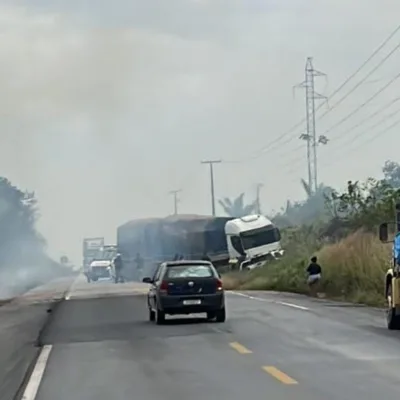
xmin=0 ymin=276 xmax=74 ymax=400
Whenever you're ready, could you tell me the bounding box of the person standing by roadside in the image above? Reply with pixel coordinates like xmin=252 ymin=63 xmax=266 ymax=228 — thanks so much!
xmin=306 ymin=256 xmax=322 ymax=297
xmin=113 ymin=253 xmax=124 ymax=283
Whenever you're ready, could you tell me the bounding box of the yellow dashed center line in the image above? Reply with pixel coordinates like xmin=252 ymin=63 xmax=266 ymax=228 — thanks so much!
xmin=229 ymin=341 xmax=252 ymax=354
xmin=228 ymin=341 xmax=298 ymax=385
xmin=262 ymin=366 xmax=298 ymax=385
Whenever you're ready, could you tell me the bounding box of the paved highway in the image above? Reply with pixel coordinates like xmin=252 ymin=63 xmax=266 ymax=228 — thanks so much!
xmin=20 ymin=275 xmax=400 ymax=400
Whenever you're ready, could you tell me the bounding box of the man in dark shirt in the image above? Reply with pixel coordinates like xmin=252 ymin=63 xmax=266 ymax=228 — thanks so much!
xmin=113 ymin=254 xmax=124 ymax=283
xmin=306 ymin=256 xmax=322 ymax=296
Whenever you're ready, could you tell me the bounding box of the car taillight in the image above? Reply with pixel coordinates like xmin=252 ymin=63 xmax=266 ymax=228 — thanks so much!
xmin=216 ymin=278 xmax=223 ymax=291
xmin=160 ymin=281 xmax=168 ymax=292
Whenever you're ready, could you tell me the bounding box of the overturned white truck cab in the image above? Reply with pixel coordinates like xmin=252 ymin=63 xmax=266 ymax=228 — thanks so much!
xmin=225 ymin=215 xmax=283 ymax=270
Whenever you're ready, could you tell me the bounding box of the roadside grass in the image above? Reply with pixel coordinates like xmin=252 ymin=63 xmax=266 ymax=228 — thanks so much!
xmin=222 ymin=231 xmax=390 ymax=307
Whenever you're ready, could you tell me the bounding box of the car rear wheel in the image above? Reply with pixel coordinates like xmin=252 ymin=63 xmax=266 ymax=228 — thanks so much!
xmin=206 ymin=311 xmax=216 ymax=321
xmin=155 ymin=306 xmax=165 ymax=325
xmin=149 ymin=308 xmax=155 ymax=322
xmin=215 ymin=307 xmax=226 ymax=323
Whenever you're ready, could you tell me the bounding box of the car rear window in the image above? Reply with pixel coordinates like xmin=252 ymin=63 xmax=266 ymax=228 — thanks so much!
xmin=165 ymin=265 xmax=214 ymax=278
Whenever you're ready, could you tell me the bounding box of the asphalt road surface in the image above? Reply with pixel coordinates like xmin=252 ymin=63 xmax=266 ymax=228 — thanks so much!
xmin=21 ymin=275 xmax=400 ymax=400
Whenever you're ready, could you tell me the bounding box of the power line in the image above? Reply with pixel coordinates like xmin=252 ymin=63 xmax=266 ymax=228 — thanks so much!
xmin=283 ymin=103 xmax=400 ymax=177
xmin=326 ymin=103 xmax=400 ymax=154
xmin=200 ymin=160 xmax=221 ymax=216
xmin=328 ymin=95 xmax=400 ymax=141
xmin=317 ymin=41 xmax=400 ymax=120
xmin=265 ymin=104 xmax=400 ymax=183
xmin=288 ymin=95 xmax=400 ymax=161
xmin=273 ymin=110 xmax=400 ymax=185
xmin=234 ymin=95 xmax=400 ymax=177
xmin=267 ymin=103 xmax=400 ymax=185
xmin=224 ymin=23 xmax=400 ymax=164
xmin=318 ymin=23 xmax=400 ymax=117
xmin=323 ymin=68 xmax=400 ymax=136
xmin=222 ymin=118 xmax=306 ymax=164
xmin=321 ymin=116 xmax=400 ymax=170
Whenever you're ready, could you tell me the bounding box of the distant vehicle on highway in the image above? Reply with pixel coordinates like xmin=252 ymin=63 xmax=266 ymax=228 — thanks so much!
xmin=88 ymin=259 xmax=112 ymax=281
xmin=82 ymin=237 xmax=105 ymax=281
xmin=142 ymin=260 xmax=226 ymax=325
xmin=86 ymin=245 xmax=118 ymax=282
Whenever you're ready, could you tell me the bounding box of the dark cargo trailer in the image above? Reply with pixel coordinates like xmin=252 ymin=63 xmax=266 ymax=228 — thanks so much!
xmin=117 ymin=215 xmax=233 ymax=280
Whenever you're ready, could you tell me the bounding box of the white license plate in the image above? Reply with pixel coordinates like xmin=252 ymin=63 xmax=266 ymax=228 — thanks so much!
xmin=183 ymin=299 xmax=201 ymax=305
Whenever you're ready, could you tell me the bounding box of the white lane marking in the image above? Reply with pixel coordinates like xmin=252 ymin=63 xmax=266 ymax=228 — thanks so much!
xmin=229 ymin=291 xmax=268 ymax=301
xmin=230 ymin=291 xmax=309 ymax=311
xmin=64 ymin=274 xmax=82 ymax=300
xmin=275 ymin=301 xmax=309 ymax=310
xmin=22 ymin=345 xmax=52 ymax=400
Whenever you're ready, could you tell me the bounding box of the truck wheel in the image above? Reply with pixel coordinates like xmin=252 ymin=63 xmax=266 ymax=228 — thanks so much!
xmin=387 ymin=283 xmax=400 ymax=330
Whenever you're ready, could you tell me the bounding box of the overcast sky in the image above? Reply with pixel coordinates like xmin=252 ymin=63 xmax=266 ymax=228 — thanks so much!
xmin=0 ymin=0 xmax=399 ymax=262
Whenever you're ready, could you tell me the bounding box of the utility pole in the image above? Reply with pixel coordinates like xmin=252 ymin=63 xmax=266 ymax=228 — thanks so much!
xmin=255 ymin=183 xmax=263 ymax=214
xmin=295 ymin=57 xmax=327 ymax=193
xmin=201 ymin=160 xmax=221 ymax=216
xmin=169 ymin=190 xmax=180 ymax=215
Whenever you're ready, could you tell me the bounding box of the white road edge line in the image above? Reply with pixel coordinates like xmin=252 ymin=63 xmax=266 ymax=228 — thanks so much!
xmin=275 ymin=301 xmax=309 ymax=311
xmin=65 ymin=274 xmax=82 ymax=300
xmin=230 ymin=291 xmax=309 ymax=311
xmin=229 ymin=291 xmax=266 ymax=301
xmin=22 ymin=345 xmax=52 ymax=400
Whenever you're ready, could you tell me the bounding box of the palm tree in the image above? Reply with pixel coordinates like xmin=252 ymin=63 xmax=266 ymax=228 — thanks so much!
xmin=218 ymin=193 xmax=257 ymax=217
xmin=301 ymin=179 xmax=313 ymax=198
xmin=300 ymin=179 xmax=329 ymax=198
xmin=274 ymin=179 xmax=335 ymax=226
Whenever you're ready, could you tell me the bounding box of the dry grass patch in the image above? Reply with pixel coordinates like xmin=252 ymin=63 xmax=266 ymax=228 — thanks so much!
xmin=222 ymin=230 xmax=390 ymax=306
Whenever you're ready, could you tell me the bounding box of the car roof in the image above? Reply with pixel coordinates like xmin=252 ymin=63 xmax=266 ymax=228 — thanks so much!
xmin=162 ymin=260 xmax=213 ymax=267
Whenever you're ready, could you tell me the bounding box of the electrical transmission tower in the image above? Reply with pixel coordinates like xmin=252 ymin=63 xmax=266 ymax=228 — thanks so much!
xmin=169 ymin=190 xmax=181 ymax=215
xmin=295 ymin=57 xmax=328 ymax=193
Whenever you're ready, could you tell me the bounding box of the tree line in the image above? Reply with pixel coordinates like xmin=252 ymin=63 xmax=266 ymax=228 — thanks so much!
xmin=219 ymin=159 xmax=400 ymax=235
xmin=0 ymin=177 xmax=71 ymax=297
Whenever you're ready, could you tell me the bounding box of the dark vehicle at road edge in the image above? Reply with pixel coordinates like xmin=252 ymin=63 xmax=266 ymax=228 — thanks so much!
xmin=142 ymin=260 xmax=226 ymax=324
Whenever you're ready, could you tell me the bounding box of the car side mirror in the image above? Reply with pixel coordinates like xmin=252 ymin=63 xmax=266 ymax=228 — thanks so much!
xmin=142 ymin=277 xmax=153 ymax=283
xmin=379 ymin=222 xmax=389 ymax=243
